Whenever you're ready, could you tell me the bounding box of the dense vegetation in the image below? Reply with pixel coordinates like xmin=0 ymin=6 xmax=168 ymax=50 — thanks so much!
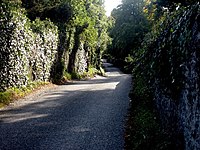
xmin=0 ymin=0 xmax=199 ymax=149
xmin=0 ymin=0 xmax=110 ymax=104
xmin=19 ymin=0 xmax=111 ymax=80
xmin=108 ymin=0 xmax=199 ymax=149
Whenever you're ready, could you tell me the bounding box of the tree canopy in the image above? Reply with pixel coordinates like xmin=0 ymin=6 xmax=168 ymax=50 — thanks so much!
xmin=108 ymin=0 xmax=199 ymax=149
xmin=107 ymin=0 xmax=150 ymax=69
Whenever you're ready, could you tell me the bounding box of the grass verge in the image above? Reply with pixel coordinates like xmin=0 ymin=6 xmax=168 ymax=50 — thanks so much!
xmin=125 ymin=91 xmax=175 ymax=150
xmin=60 ymin=67 xmax=106 ymax=84
xmin=0 ymin=82 xmax=50 ymax=108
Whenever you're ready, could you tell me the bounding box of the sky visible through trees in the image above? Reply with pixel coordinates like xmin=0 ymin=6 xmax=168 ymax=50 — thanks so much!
xmin=0 ymin=0 xmax=199 ymax=149
xmin=104 ymin=0 xmax=122 ymax=16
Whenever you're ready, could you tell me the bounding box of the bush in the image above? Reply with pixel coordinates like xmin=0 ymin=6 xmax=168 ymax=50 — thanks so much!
xmin=71 ymin=72 xmax=82 ymax=80
xmin=0 ymin=82 xmax=49 ymax=107
xmin=127 ymin=3 xmax=200 ymax=149
xmin=63 ymin=71 xmax=72 ymax=80
xmin=0 ymin=1 xmax=58 ymax=91
xmin=125 ymin=88 xmax=174 ymax=150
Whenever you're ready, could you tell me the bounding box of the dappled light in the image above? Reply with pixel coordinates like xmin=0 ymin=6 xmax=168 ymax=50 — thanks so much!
xmin=108 ymin=0 xmax=199 ymax=149
xmin=0 ymin=62 xmax=131 ymax=149
xmin=1 ymin=113 xmax=49 ymax=124
xmin=0 ymin=0 xmax=199 ymax=149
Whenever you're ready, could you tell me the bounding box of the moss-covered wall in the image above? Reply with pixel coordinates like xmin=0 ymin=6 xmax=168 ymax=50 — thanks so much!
xmin=128 ymin=3 xmax=199 ymax=149
xmin=0 ymin=0 xmax=109 ymax=91
xmin=0 ymin=2 xmax=58 ymax=91
xmin=0 ymin=1 xmax=93 ymax=91
xmin=145 ymin=4 xmax=200 ymax=149
xmin=75 ymin=42 xmax=87 ymax=74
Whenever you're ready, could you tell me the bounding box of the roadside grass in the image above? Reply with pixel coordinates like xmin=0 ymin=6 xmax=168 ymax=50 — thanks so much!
xmin=125 ymin=91 xmax=174 ymax=150
xmin=0 ymin=82 xmax=50 ymax=108
xmin=61 ymin=67 xmax=106 ymax=83
xmin=99 ymin=67 xmax=106 ymax=76
xmin=0 ymin=67 xmax=107 ymax=107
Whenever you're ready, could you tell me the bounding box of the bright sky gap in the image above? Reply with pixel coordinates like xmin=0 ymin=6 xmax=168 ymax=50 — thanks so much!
xmin=104 ymin=0 xmax=122 ymax=16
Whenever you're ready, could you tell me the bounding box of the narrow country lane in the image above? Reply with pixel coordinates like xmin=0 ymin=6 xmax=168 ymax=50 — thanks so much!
xmin=0 ymin=63 xmax=131 ymax=150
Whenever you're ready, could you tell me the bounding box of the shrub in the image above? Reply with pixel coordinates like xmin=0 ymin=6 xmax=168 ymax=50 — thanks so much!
xmin=0 ymin=82 xmax=49 ymax=107
xmin=0 ymin=1 xmax=58 ymax=91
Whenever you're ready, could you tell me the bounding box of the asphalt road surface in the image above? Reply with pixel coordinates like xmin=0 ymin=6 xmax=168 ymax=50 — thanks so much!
xmin=0 ymin=63 xmax=131 ymax=150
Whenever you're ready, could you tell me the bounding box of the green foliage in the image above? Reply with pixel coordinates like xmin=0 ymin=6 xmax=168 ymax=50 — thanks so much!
xmin=0 ymin=90 xmax=14 ymax=105
xmin=127 ymin=69 xmax=175 ymax=149
xmin=63 ymin=71 xmax=72 ymax=80
xmin=60 ymin=66 xmax=105 ymax=83
xmin=156 ymin=0 xmax=197 ymax=9
xmin=1 ymin=0 xmax=110 ymax=87
xmin=21 ymin=0 xmax=72 ymax=22
xmin=108 ymin=0 xmax=150 ymax=63
xmin=0 ymin=0 xmax=30 ymax=90
xmin=88 ymin=67 xmax=99 ymax=77
xmin=98 ymin=67 xmax=106 ymax=76
xmin=1 ymin=0 xmax=111 ymax=102
xmin=125 ymin=2 xmax=199 ymax=149
xmin=127 ymin=109 xmax=158 ymax=149
xmin=107 ymin=0 xmax=200 ymax=149
xmin=0 ymin=1 xmax=58 ymax=91
xmin=71 ymin=72 xmax=82 ymax=80
xmin=0 ymin=82 xmax=49 ymax=107
xmin=124 ymin=55 xmax=134 ymax=73
xmin=126 ymin=88 xmax=173 ymax=150
xmin=135 ymin=3 xmax=199 ymax=100
xmin=123 ymin=2 xmax=199 ymax=102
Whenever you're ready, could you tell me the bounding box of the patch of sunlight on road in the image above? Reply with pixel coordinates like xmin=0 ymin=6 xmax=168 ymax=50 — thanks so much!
xmin=44 ymin=94 xmax=66 ymax=99
xmin=65 ymin=82 xmax=120 ymax=92
xmin=92 ymin=82 xmax=120 ymax=90
xmin=2 ymin=113 xmax=48 ymax=123
xmin=105 ymin=72 xmax=123 ymax=77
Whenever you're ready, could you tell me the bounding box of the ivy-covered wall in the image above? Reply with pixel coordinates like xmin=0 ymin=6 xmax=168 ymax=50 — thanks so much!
xmin=0 ymin=1 xmax=104 ymax=91
xmin=138 ymin=3 xmax=200 ymax=149
xmin=75 ymin=42 xmax=87 ymax=74
xmin=0 ymin=2 xmax=58 ymax=91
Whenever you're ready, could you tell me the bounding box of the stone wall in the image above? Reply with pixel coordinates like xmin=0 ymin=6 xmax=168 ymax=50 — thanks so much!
xmin=0 ymin=2 xmax=58 ymax=91
xmin=75 ymin=42 xmax=87 ymax=74
xmin=153 ymin=4 xmax=200 ymax=149
xmin=0 ymin=1 xmax=90 ymax=91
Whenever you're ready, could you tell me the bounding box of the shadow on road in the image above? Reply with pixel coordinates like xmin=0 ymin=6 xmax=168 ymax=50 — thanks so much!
xmin=0 ymin=63 xmax=131 ymax=150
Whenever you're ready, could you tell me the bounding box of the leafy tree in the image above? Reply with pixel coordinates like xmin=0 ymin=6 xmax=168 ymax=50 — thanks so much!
xmin=120 ymin=0 xmax=200 ymax=148
xmin=19 ymin=0 xmax=110 ymax=81
xmin=108 ymin=0 xmax=150 ymax=70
